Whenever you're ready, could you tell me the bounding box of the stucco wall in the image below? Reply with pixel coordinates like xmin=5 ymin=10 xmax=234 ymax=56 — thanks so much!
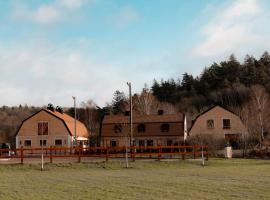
xmin=16 ymin=110 xmax=72 ymax=148
xmin=189 ymin=106 xmax=248 ymax=138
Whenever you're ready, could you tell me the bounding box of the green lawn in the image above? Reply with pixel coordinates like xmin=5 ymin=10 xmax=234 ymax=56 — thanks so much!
xmin=0 ymin=159 xmax=269 ymax=200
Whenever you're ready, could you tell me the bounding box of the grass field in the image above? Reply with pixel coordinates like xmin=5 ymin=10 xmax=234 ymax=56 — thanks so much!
xmin=0 ymin=159 xmax=269 ymax=200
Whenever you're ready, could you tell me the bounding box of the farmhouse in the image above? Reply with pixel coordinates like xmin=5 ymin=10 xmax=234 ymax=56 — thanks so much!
xmin=189 ymin=105 xmax=248 ymax=144
xmin=16 ymin=106 xmax=88 ymax=148
xmin=101 ymin=112 xmax=184 ymax=147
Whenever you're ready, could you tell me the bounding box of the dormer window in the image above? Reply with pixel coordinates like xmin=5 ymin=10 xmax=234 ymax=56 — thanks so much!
xmin=138 ymin=124 xmax=146 ymax=133
xmin=161 ymin=124 xmax=170 ymax=132
xmin=114 ymin=124 xmax=122 ymax=133
xmin=38 ymin=122 xmax=48 ymax=135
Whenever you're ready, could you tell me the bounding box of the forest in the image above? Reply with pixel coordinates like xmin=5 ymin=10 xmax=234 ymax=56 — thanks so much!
xmin=1 ymin=52 xmax=270 ymax=147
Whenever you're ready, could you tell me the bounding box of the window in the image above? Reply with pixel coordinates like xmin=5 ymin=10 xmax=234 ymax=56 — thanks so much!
xmin=110 ymin=140 xmax=117 ymax=147
xmin=38 ymin=122 xmax=48 ymax=135
xmin=167 ymin=139 xmax=173 ymax=146
xmin=146 ymin=140 xmax=153 ymax=146
xmin=114 ymin=124 xmax=122 ymax=133
xmin=24 ymin=140 xmax=31 ymax=147
xmin=223 ymin=119 xmax=231 ymax=129
xmin=207 ymin=120 xmax=214 ymax=129
xmin=139 ymin=140 xmax=145 ymax=147
xmin=161 ymin=124 xmax=170 ymax=132
xmin=55 ymin=139 xmax=62 ymax=146
xmin=39 ymin=140 xmax=47 ymax=146
xmin=138 ymin=124 xmax=146 ymax=133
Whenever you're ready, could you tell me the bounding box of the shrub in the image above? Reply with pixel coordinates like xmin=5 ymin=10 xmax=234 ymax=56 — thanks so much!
xmin=187 ymin=134 xmax=226 ymax=156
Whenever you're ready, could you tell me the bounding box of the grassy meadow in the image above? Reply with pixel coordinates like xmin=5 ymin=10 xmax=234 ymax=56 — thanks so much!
xmin=0 ymin=159 xmax=269 ymax=200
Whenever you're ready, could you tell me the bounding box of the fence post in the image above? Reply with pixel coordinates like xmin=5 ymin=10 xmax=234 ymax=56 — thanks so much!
xmin=50 ymin=146 xmax=53 ymax=163
xmin=182 ymin=147 xmax=185 ymax=160
xmin=20 ymin=146 xmax=23 ymax=164
xmin=206 ymin=146 xmax=209 ymax=161
xmin=78 ymin=146 xmax=81 ymax=163
xmin=132 ymin=146 xmax=136 ymax=162
xmin=193 ymin=146 xmax=196 ymax=159
xmin=158 ymin=146 xmax=161 ymax=161
xmin=106 ymin=146 xmax=109 ymax=162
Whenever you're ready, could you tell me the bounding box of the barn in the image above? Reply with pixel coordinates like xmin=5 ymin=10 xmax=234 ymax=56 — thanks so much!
xmin=16 ymin=106 xmax=88 ymax=148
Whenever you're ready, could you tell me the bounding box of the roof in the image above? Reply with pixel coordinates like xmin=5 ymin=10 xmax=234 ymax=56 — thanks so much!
xmin=103 ymin=114 xmax=184 ymax=124
xmin=45 ymin=109 xmax=88 ymax=137
xmin=16 ymin=109 xmax=88 ymax=138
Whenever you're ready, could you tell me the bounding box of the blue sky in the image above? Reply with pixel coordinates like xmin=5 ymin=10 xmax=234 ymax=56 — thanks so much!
xmin=0 ymin=0 xmax=270 ymax=107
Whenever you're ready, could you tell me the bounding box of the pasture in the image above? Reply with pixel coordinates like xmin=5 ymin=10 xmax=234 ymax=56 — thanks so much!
xmin=0 ymin=159 xmax=269 ymax=200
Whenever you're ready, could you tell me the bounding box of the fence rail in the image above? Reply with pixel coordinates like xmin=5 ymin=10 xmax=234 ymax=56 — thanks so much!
xmin=0 ymin=145 xmax=208 ymax=164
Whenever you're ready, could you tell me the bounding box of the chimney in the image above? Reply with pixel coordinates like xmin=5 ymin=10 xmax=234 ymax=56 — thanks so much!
xmin=47 ymin=103 xmax=55 ymax=112
xmin=56 ymin=106 xmax=63 ymax=114
xmin=158 ymin=110 xmax=164 ymax=115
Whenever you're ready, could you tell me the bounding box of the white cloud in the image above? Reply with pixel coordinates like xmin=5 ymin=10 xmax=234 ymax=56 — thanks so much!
xmin=110 ymin=5 xmax=141 ymax=28
xmin=220 ymin=0 xmax=260 ymax=19
xmin=192 ymin=0 xmax=268 ymax=58
xmin=0 ymin=38 xmax=171 ymax=107
xmin=10 ymin=0 xmax=90 ymax=25
xmin=0 ymin=85 xmax=27 ymax=106
xmin=58 ymin=0 xmax=89 ymax=10
xmin=34 ymin=5 xmax=60 ymax=24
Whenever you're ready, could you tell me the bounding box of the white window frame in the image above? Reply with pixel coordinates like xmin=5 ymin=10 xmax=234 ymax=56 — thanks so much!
xmin=39 ymin=139 xmax=47 ymax=146
xmin=55 ymin=139 xmax=63 ymax=146
xmin=24 ymin=139 xmax=32 ymax=147
xmin=222 ymin=118 xmax=231 ymax=129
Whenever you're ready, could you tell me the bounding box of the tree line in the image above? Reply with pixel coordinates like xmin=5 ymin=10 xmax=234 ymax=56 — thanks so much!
xmin=151 ymin=52 xmax=270 ymax=112
xmin=150 ymin=52 xmax=270 ymax=149
xmin=1 ymin=52 xmax=270 ymax=149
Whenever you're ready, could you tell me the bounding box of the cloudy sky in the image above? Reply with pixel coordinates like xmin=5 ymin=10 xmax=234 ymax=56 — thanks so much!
xmin=0 ymin=0 xmax=270 ymax=107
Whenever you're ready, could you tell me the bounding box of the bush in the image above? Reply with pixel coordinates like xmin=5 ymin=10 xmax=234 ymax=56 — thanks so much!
xmin=187 ymin=134 xmax=226 ymax=156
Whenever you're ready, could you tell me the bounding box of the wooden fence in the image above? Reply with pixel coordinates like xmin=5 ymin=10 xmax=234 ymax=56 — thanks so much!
xmin=0 ymin=145 xmax=208 ymax=164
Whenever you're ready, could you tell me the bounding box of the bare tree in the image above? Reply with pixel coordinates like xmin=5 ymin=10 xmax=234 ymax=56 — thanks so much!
xmin=81 ymin=99 xmax=99 ymax=145
xmin=158 ymin=102 xmax=177 ymax=114
xmin=133 ymin=91 xmax=159 ymax=115
xmin=132 ymin=90 xmax=177 ymax=115
xmin=250 ymin=85 xmax=269 ymax=149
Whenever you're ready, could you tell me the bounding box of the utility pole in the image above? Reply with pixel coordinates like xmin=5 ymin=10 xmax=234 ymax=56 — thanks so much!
xmin=127 ymin=82 xmax=133 ymax=147
xmin=125 ymin=123 xmax=129 ymax=168
xmin=72 ymin=96 xmax=77 ymax=147
xmin=41 ymin=123 xmax=44 ymax=171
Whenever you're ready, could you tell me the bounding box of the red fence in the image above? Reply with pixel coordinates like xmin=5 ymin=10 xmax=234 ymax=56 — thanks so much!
xmin=0 ymin=145 xmax=208 ymax=164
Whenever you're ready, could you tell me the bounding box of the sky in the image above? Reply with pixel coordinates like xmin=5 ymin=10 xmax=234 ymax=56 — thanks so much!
xmin=0 ymin=0 xmax=270 ymax=107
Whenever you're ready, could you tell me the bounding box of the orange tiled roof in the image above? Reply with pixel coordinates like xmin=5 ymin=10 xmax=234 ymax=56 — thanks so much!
xmin=45 ymin=109 xmax=88 ymax=138
xmin=103 ymin=114 xmax=183 ymax=124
